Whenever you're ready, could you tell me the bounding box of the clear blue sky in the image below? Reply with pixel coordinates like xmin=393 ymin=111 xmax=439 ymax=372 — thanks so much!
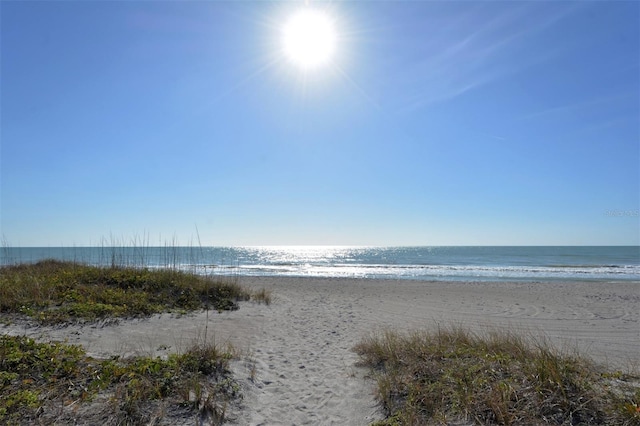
xmin=1 ymin=1 xmax=638 ymax=247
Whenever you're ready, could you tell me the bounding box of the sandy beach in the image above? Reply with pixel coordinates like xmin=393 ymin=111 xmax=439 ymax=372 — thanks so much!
xmin=3 ymin=277 xmax=639 ymax=425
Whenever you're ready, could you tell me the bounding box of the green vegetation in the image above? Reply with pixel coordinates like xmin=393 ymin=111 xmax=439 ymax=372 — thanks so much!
xmin=0 ymin=335 xmax=239 ymax=425
xmin=354 ymin=327 xmax=640 ymax=425
xmin=0 ymin=260 xmax=252 ymax=324
xmin=0 ymin=260 xmax=276 ymax=424
xmin=0 ymin=260 xmax=280 ymax=423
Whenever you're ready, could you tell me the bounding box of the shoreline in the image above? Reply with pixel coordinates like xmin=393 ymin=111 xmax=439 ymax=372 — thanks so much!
xmin=2 ymin=277 xmax=638 ymax=424
xmin=3 ymin=245 xmax=639 ymax=283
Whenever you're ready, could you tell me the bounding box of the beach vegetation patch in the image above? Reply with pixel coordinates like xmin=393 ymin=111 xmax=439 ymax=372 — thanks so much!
xmin=355 ymin=327 xmax=640 ymax=425
xmin=0 ymin=334 xmax=239 ymax=425
xmin=0 ymin=260 xmax=252 ymax=324
xmin=251 ymin=288 xmax=272 ymax=305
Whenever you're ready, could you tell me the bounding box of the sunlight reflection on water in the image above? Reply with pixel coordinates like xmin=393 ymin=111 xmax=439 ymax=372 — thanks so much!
xmin=2 ymin=246 xmax=639 ymax=282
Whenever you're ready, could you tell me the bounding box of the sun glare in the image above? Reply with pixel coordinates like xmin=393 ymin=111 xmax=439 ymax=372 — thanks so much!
xmin=282 ymin=8 xmax=336 ymax=71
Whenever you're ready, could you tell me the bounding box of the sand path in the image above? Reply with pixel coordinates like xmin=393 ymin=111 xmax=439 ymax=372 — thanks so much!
xmin=2 ymin=278 xmax=638 ymax=425
xmin=228 ymin=279 xmax=380 ymax=425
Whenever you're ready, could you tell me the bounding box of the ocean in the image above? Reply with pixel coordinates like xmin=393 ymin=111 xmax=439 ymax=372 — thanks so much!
xmin=1 ymin=246 xmax=638 ymax=282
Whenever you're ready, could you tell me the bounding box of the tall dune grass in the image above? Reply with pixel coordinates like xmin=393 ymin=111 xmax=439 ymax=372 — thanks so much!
xmin=0 ymin=259 xmax=250 ymax=324
xmin=355 ymin=327 xmax=640 ymax=425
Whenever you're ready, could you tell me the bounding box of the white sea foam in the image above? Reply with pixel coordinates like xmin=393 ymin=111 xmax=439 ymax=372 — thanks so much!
xmin=226 ymin=262 xmax=640 ymax=281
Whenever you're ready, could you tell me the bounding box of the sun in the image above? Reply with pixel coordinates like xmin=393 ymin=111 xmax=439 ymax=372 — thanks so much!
xmin=282 ymin=8 xmax=336 ymax=71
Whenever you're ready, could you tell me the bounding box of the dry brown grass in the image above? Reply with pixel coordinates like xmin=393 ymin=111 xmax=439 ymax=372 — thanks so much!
xmin=354 ymin=327 xmax=640 ymax=425
xmin=251 ymin=288 xmax=272 ymax=305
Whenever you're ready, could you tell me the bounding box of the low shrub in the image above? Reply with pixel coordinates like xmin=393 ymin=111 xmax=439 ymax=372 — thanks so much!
xmin=0 ymin=335 xmax=239 ymax=425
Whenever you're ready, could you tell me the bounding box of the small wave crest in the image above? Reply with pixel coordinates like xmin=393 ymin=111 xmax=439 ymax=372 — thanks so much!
xmin=219 ymin=263 xmax=640 ymax=281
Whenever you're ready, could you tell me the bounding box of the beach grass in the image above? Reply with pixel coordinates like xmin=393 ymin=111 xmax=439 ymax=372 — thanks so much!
xmin=0 ymin=334 xmax=239 ymax=425
xmin=0 ymin=259 xmax=253 ymax=324
xmin=354 ymin=327 xmax=640 ymax=425
xmin=250 ymin=287 xmax=272 ymax=305
xmin=0 ymin=260 xmax=272 ymax=424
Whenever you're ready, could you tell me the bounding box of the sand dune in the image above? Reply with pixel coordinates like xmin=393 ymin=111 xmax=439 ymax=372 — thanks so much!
xmin=3 ymin=278 xmax=638 ymax=425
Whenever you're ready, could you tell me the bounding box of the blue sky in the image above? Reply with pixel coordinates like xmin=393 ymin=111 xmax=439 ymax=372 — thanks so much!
xmin=1 ymin=1 xmax=638 ymax=247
